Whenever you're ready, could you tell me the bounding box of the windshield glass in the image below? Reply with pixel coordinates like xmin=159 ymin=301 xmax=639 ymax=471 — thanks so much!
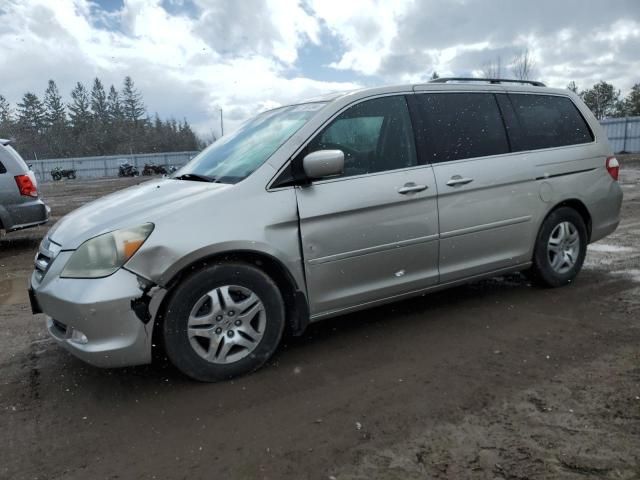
xmin=175 ymin=102 xmax=326 ymax=183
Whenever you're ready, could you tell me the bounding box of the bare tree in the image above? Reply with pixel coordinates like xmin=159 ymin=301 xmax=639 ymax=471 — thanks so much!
xmin=481 ymin=56 xmax=502 ymax=78
xmin=511 ymin=49 xmax=535 ymax=80
xmin=567 ymin=81 xmax=579 ymax=93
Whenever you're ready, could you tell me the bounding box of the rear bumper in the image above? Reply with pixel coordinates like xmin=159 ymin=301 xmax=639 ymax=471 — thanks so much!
xmin=589 ymin=181 xmax=623 ymax=243
xmin=5 ymin=199 xmax=50 ymax=232
xmin=31 ymin=265 xmax=157 ymax=368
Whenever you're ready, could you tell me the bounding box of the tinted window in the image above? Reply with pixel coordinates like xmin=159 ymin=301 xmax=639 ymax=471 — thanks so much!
xmin=0 ymin=160 xmax=5 ymax=174
xmin=413 ymin=93 xmax=509 ymax=163
xmin=508 ymin=94 xmax=594 ymax=151
xmin=306 ymin=95 xmax=417 ymax=177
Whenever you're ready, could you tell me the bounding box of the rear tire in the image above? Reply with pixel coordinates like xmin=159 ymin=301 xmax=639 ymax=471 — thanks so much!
xmin=162 ymin=262 xmax=285 ymax=382
xmin=529 ymin=207 xmax=588 ymax=288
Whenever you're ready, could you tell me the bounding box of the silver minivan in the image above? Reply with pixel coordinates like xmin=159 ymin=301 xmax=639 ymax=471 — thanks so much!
xmin=30 ymin=79 xmax=623 ymax=381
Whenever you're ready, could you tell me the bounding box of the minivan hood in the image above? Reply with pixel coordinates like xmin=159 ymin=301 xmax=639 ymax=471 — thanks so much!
xmin=48 ymin=179 xmax=230 ymax=249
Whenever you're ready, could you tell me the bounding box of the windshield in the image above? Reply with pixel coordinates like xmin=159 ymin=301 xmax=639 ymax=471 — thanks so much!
xmin=175 ymin=102 xmax=326 ymax=183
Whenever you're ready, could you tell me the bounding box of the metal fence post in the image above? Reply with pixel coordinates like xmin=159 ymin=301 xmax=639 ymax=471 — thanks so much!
xmin=622 ymin=117 xmax=629 ymax=153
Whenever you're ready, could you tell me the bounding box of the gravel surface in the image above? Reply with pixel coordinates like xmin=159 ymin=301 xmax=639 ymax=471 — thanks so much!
xmin=1 ymin=169 xmax=639 ymax=480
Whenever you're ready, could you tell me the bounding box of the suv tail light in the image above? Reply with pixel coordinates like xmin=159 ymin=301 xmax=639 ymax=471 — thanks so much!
xmin=14 ymin=174 xmax=38 ymax=197
xmin=606 ymin=156 xmax=619 ymax=181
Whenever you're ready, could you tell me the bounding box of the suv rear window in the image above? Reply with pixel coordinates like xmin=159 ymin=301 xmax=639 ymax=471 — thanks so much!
xmin=507 ymin=94 xmax=594 ymax=151
xmin=413 ymin=93 xmax=509 ymax=163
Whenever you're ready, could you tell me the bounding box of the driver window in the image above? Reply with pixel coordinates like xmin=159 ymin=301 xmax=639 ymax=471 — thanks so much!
xmin=305 ymin=95 xmax=417 ymax=178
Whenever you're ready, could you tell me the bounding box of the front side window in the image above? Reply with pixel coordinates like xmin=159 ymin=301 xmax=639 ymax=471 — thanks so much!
xmin=508 ymin=94 xmax=594 ymax=151
xmin=413 ymin=93 xmax=510 ymax=163
xmin=305 ymin=95 xmax=417 ymax=178
xmin=176 ymin=102 xmax=326 ymax=184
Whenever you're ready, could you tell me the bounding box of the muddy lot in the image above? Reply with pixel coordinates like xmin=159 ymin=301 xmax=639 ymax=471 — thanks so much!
xmin=1 ymin=163 xmax=639 ymax=480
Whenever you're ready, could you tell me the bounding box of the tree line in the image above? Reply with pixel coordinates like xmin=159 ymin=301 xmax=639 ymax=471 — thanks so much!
xmin=567 ymin=81 xmax=640 ymax=120
xmin=0 ymin=76 xmax=202 ymax=160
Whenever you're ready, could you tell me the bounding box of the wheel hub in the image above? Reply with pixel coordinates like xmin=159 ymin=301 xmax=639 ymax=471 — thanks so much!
xmin=547 ymin=221 xmax=580 ymax=274
xmin=186 ymin=285 xmax=266 ymax=364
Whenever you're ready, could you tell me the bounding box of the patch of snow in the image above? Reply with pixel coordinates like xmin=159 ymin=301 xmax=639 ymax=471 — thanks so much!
xmin=587 ymin=243 xmax=633 ymax=253
xmin=611 ymin=269 xmax=640 ymax=282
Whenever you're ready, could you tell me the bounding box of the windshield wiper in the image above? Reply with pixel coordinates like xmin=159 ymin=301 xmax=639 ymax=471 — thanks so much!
xmin=173 ymin=173 xmax=216 ymax=182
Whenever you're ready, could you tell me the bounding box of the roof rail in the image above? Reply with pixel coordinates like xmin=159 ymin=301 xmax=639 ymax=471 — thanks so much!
xmin=429 ymin=77 xmax=546 ymax=87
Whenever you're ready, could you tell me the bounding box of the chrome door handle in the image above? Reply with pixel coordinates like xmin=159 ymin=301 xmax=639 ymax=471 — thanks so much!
xmin=446 ymin=175 xmax=474 ymax=186
xmin=398 ymin=182 xmax=428 ymax=194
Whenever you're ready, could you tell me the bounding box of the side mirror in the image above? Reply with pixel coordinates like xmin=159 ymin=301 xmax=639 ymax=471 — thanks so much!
xmin=302 ymin=150 xmax=344 ymax=180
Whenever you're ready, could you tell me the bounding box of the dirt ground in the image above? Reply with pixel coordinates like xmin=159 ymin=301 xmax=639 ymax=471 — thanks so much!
xmin=1 ymin=160 xmax=639 ymax=480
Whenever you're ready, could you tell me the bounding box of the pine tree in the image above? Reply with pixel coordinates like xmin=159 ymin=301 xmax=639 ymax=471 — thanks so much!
xmin=121 ymin=76 xmax=146 ymax=153
xmin=90 ymin=78 xmax=109 ymax=154
xmin=3 ymin=76 xmax=201 ymax=159
xmin=107 ymin=85 xmax=124 ymax=121
xmin=43 ymin=80 xmax=68 ymax=157
xmin=106 ymin=85 xmax=125 ymax=153
xmin=91 ymin=78 xmax=109 ymax=122
xmin=15 ymin=93 xmax=46 ymax=159
xmin=44 ymin=80 xmax=66 ymax=125
xmin=17 ymin=93 xmax=46 ymax=130
xmin=68 ymin=82 xmax=92 ymax=154
xmin=122 ymin=76 xmax=145 ymax=122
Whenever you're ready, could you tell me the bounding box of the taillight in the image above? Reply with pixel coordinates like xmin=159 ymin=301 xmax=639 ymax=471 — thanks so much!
xmin=14 ymin=174 xmax=38 ymax=197
xmin=606 ymin=156 xmax=619 ymax=181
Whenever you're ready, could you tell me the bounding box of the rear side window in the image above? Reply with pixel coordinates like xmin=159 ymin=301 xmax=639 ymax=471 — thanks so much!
xmin=507 ymin=94 xmax=594 ymax=151
xmin=412 ymin=93 xmax=509 ymax=163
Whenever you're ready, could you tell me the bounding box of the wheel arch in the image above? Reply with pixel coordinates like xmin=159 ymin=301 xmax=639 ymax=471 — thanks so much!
xmin=545 ymin=198 xmax=593 ymax=241
xmin=151 ymin=249 xmax=310 ymax=360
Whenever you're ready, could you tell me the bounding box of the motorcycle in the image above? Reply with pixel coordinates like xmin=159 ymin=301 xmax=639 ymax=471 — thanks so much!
xmin=142 ymin=163 xmax=167 ymax=176
xmin=118 ymin=162 xmax=139 ymax=177
xmin=50 ymin=167 xmax=77 ymax=181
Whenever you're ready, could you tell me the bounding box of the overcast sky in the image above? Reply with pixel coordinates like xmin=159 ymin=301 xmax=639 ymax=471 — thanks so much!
xmin=1 ymin=0 xmax=638 ymax=136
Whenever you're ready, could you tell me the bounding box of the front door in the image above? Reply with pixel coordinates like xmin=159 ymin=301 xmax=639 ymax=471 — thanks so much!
xmin=295 ymin=95 xmax=440 ymax=317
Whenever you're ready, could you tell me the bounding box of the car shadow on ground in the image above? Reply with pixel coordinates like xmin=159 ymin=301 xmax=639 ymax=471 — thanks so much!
xmin=60 ymin=272 xmax=536 ymax=386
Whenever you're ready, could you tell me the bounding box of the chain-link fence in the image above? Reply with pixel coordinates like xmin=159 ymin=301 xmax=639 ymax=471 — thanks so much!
xmin=30 ymin=151 xmax=199 ymax=183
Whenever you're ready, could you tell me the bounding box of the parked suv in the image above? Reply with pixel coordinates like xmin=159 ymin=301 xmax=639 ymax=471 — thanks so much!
xmin=30 ymin=79 xmax=623 ymax=381
xmin=0 ymin=139 xmax=49 ymax=233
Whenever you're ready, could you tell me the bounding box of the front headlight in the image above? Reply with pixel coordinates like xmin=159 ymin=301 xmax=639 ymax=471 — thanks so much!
xmin=61 ymin=224 xmax=154 ymax=278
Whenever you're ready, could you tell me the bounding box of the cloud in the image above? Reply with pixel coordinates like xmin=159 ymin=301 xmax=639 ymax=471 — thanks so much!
xmin=0 ymin=0 xmax=358 ymax=137
xmin=0 ymin=0 xmax=638 ymax=143
xmin=317 ymin=0 xmax=640 ymax=90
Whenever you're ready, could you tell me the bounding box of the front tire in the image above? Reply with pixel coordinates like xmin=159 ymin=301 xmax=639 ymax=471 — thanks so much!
xmin=529 ymin=207 xmax=588 ymax=288
xmin=162 ymin=262 xmax=285 ymax=382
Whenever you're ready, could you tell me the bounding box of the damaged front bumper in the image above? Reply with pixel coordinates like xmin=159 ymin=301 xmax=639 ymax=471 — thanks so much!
xmin=31 ymin=253 xmax=165 ymax=368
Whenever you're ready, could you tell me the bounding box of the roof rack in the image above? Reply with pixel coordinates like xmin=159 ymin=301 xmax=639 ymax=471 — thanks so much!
xmin=429 ymin=77 xmax=546 ymax=87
